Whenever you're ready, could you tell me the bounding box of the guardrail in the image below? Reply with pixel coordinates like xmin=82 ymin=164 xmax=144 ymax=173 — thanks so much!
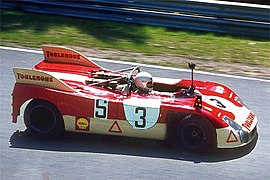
xmin=1 ymin=0 xmax=269 ymax=38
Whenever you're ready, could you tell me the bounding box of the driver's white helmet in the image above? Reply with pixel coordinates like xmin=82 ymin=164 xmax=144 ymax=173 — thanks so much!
xmin=135 ymin=72 xmax=153 ymax=92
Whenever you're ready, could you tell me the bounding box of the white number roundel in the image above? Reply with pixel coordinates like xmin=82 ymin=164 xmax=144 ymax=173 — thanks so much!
xmin=123 ymin=98 xmax=161 ymax=129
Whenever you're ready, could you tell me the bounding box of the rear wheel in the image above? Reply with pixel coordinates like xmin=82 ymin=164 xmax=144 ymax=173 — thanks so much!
xmin=24 ymin=99 xmax=64 ymax=139
xmin=177 ymin=115 xmax=217 ymax=153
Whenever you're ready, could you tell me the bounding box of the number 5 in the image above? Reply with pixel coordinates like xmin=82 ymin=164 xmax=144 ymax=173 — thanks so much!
xmin=94 ymin=99 xmax=108 ymax=119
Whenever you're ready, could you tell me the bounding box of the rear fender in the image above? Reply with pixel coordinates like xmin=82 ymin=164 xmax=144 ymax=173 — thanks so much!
xmin=11 ymin=83 xmax=85 ymax=123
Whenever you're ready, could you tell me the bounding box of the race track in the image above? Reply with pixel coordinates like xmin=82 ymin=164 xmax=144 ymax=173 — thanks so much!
xmin=1 ymin=47 xmax=269 ymax=180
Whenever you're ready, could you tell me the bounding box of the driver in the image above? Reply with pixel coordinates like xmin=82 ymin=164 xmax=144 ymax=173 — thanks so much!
xmin=134 ymin=72 xmax=154 ymax=93
xmin=134 ymin=72 xmax=175 ymax=97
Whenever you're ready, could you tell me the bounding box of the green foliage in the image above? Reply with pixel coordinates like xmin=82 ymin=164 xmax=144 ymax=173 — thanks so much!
xmin=1 ymin=10 xmax=269 ymax=66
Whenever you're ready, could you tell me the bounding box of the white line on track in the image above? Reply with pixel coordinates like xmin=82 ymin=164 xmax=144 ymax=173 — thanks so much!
xmin=1 ymin=46 xmax=269 ymax=83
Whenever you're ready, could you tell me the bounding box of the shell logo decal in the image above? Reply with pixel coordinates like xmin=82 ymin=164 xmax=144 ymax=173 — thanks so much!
xmin=75 ymin=118 xmax=90 ymax=131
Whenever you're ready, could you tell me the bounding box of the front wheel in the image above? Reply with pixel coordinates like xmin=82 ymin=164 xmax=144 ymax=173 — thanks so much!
xmin=177 ymin=115 xmax=217 ymax=153
xmin=24 ymin=99 xmax=64 ymax=139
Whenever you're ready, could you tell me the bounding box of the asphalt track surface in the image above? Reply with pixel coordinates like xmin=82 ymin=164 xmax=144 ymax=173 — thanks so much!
xmin=1 ymin=47 xmax=269 ymax=180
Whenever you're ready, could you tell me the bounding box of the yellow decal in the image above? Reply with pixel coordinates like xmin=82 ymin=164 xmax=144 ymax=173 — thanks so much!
xmin=75 ymin=118 xmax=90 ymax=131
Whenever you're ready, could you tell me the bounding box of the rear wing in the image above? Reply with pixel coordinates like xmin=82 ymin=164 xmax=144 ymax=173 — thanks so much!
xmin=42 ymin=45 xmax=105 ymax=69
xmin=13 ymin=68 xmax=75 ymax=92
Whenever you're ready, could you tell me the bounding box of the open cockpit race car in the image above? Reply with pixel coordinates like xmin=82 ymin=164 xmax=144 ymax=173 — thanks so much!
xmin=12 ymin=46 xmax=258 ymax=153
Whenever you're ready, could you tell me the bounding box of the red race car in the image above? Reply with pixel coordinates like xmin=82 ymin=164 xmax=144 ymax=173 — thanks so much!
xmin=12 ymin=46 xmax=258 ymax=152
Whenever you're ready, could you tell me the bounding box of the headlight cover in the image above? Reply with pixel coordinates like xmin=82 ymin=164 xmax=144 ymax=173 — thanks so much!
xmin=223 ymin=116 xmax=248 ymax=143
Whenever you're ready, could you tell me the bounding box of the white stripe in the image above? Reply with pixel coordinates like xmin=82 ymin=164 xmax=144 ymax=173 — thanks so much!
xmin=0 ymin=46 xmax=42 ymax=54
xmin=1 ymin=46 xmax=269 ymax=83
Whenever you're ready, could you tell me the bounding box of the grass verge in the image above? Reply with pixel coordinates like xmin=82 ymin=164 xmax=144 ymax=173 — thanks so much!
xmin=1 ymin=10 xmax=269 ymax=69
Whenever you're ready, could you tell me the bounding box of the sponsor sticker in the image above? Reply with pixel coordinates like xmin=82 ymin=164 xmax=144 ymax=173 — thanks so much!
xmin=45 ymin=50 xmax=81 ymax=60
xmin=16 ymin=72 xmax=53 ymax=82
xmin=75 ymin=118 xmax=90 ymax=131
xmin=242 ymin=112 xmax=255 ymax=131
xmin=212 ymin=86 xmax=225 ymax=94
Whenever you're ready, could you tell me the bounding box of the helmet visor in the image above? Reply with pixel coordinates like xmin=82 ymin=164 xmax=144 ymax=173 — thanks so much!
xmin=146 ymin=81 xmax=153 ymax=88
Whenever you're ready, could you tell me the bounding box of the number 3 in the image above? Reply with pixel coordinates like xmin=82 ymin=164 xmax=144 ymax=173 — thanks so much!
xmin=135 ymin=107 xmax=146 ymax=128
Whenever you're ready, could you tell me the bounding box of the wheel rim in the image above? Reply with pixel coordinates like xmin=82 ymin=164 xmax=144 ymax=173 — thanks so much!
xmin=28 ymin=105 xmax=57 ymax=134
xmin=181 ymin=124 xmax=206 ymax=148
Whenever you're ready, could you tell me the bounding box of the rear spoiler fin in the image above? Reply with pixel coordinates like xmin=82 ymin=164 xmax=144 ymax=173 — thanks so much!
xmin=13 ymin=68 xmax=75 ymax=92
xmin=42 ymin=45 xmax=105 ymax=70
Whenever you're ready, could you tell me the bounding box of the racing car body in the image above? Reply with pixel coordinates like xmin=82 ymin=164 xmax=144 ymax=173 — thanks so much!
xmin=12 ymin=46 xmax=258 ymax=152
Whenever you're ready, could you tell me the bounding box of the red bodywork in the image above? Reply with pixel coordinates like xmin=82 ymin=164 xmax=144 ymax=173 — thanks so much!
xmin=12 ymin=46 xmax=258 ymax=149
xmin=12 ymin=59 xmax=233 ymax=128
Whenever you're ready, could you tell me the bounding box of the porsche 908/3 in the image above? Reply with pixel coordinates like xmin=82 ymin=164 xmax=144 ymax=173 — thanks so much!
xmin=12 ymin=46 xmax=258 ymax=152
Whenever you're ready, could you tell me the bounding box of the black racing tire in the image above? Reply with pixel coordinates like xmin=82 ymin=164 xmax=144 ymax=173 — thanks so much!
xmin=24 ymin=99 xmax=64 ymax=139
xmin=177 ymin=115 xmax=217 ymax=153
